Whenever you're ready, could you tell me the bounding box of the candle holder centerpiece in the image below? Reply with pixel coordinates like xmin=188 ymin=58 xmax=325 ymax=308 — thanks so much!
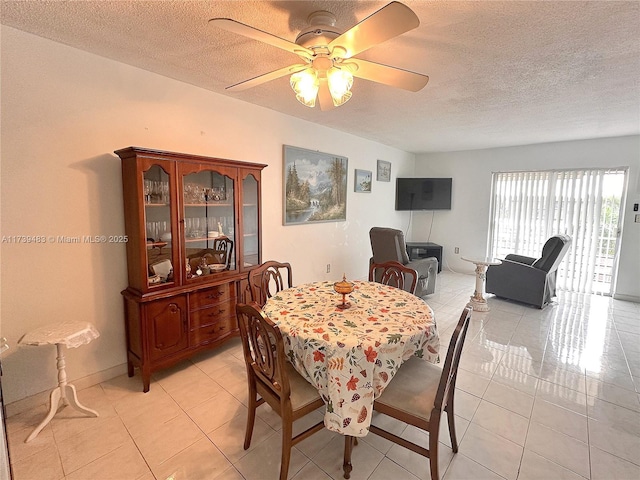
xmin=333 ymin=274 xmax=354 ymax=310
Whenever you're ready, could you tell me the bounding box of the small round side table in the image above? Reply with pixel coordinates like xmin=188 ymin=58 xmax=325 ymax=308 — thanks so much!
xmin=461 ymin=257 xmax=502 ymax=312
xmin=19 ymin=321 xmax=100 ymax=442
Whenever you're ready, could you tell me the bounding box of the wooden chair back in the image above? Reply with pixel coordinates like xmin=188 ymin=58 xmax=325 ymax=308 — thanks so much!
xmin=344 ymin=306 xmax=472 ymax=480
xmin=369 ymin=260 xmax=418 ymax=294
xmin=434 ymin=306 xmax=472 ymax=411
xmin=236 ymin=302 xmax=325 ymax=480
xmin=236 ymin=302 xmax=291 ymax=407
xmin=186 ymin=237 xmax=234 ymax=272
xmin=213 ymin=237 xmax=234 ymax=269
xmin=248 ymin=260 xmax=293 ymax=306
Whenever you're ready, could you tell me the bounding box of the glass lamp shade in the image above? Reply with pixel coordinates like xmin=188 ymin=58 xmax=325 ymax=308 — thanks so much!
xmin=327 ymin=67 xmax=354 ymax=106
xmin=290 ymin=69 xmax=319 ymax=107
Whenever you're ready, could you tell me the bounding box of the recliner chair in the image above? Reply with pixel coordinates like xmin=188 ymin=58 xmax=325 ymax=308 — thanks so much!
xmin=369 ymin=227 xmax=437 ymax=297
xmin=485 ymin=234 xmax=572 ymax=309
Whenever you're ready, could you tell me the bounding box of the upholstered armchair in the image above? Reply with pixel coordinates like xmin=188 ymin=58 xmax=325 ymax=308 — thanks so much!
xmin=369 ymin=227 xmax=437 ymax=297
xmin=485 ymin=234 xmax=572 ymax=309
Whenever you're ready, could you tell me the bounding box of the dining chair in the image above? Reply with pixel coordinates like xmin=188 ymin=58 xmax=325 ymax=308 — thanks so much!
xmin=236 ymin=303 xmax=325 ymax=480
xmin=247 ymin=260 xmax=293 ymax=306
xmin=343 ymin=306 xmax=472 ymax=480
xmin=212 ymin=236 xmax=234 ymax=269
xmin=186 ymin=236 xmax=233 ymax=272
xmin=369 ymin=260 xmax=419 ymax=294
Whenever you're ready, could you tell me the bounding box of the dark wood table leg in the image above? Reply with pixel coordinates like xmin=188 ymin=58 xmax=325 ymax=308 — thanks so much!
xmin=343 ymin=435 xmax=355 ymax=479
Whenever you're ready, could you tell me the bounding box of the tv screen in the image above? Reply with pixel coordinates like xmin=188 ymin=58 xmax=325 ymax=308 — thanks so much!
xmin=395 ymin=178 xmax=452 ymax=210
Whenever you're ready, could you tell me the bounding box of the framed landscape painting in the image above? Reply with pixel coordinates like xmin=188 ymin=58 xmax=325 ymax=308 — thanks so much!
xmin=354 ymin=169 xmax=372 ymax=192
xmin=377 ymin=160 xmax=391 ymax=182
xmin=283 ymin=145 xmax=348 ymax=225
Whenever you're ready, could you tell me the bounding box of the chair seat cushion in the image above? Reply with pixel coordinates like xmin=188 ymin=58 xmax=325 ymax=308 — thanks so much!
xmin=286 ymin=362 xmax=323 ymax=410
xmin=374 ymin=356 xmax=442 ymax=422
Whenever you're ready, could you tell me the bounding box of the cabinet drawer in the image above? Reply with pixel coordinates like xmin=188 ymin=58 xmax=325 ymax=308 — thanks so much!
xmin=190 ymin=284 xmax=231 ymax=310
xmin=190 ymin=317 xmax=234 ymax=345
xmin=190 ymin=301 xmax=234 ymax=329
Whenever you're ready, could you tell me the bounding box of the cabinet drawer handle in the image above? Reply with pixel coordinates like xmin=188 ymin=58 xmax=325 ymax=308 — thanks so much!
xmin=206 ymin=291 xmax=224 ymax=299
xmin=204 ymin=324 xmax=227 ymax=334
xmin=206 ymin=308 xmax=226 ymax=317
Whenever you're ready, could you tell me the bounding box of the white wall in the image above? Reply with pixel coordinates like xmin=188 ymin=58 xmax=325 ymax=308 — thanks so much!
xmin=413 ymin=136 xmax=640 ymax=301
xmin=0 ymin=27 xmax=416 ymax=404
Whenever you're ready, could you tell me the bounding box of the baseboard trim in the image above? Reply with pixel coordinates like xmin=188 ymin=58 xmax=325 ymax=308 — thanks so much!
xmin=612 ymin=293 xmax=640 ymax=303
xmin=5 ymin=362 xmax=128 ymax=418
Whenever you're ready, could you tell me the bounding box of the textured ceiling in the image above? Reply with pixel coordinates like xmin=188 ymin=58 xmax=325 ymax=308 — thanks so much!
xmin=2 ymin=1 xmax=639 ymax=153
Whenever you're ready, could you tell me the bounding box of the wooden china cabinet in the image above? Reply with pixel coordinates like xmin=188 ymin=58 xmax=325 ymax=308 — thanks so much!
xmin=116 ymin=147 xmax=266 ymax=392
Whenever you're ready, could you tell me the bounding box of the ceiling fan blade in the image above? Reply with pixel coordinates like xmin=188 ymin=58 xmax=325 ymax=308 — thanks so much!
xmin=227 ymin=64 xmax=308 ymax=91
xmin=328 ymin=2 xmax=419 ymax=59
xmin=209 ymin=18 xmax=314 ymax=60
xmin=345 ymin=58 xmax=429 ymax=92
xmin=317 ymin=80 xmax=335 ymax=111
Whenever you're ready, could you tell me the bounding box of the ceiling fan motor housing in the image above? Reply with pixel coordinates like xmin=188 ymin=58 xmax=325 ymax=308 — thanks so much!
xmin=295 ymin=10 xmax=341 ymax=50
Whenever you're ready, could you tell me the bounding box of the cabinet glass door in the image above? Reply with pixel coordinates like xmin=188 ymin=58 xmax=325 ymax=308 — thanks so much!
xmin=183 ymin=169 xmax=236 ymax=280
xmin=242 ymin=173 xmax=259 ymax=268
xmin=143 ymin=164 xmax=175 ymax=288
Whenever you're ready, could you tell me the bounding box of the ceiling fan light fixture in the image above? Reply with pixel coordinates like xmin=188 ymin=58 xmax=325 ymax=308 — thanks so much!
xmin=331 ymin=90 xmax=352 ymax=107
xmin=327 ymin=67 xmax=353 ymax=106
xmin=290 ymin=69 xmax=319 ymax=107
xmin=213 ymin=2 xmax=429 ymax=109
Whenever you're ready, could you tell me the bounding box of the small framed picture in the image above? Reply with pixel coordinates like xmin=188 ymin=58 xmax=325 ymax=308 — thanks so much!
xmin=377 ymin=160 xmax=391 ymax=182
xmin=354 ymin=169 xmax=372 ymax=193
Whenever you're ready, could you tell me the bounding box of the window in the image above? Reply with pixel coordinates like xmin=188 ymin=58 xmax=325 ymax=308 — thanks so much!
xmin=488 ymin=168 xmax=627 ymax=295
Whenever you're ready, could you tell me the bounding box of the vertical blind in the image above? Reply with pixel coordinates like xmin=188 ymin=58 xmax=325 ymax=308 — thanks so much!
xmin=489 ymin=168 xmax=626 ymax=295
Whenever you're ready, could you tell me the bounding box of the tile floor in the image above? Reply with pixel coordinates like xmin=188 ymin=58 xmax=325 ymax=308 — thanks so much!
xmin=6 ymin=271 xmax=640 ymax=480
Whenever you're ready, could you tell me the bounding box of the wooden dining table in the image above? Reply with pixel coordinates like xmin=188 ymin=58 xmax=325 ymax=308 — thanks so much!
xmin=262 ymin=280 xmax=440 ymax=437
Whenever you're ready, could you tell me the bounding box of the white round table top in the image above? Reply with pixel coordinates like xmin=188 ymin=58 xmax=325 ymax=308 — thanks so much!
xmin=19 ymin=321 xmax=100 ymax=349
xmin=461 ymin=256 xmax=502 ymax=266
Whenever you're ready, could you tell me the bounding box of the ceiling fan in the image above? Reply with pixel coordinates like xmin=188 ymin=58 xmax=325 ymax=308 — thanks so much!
xmin=209 ymin=1 xmax=429 ymax=110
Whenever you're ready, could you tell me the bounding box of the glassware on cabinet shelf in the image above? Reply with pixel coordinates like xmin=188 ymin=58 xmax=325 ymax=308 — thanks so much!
xmin=143 ymin=165 xmax=173 ymax=287
xmin=183 ymin=170 xmax=236 ymax=275
xmin=144 ymin=180 xmax=152 ymax=203
xmin=242 ymin=174 xmax=259 ymax=268
xmin=143 ymin=179 xmax=170 ymax=205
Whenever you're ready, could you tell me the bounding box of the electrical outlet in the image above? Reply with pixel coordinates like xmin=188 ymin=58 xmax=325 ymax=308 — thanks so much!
xmin=326 ymin=264 xmax=331 ymax=273
xmin=454 ymin=247 xmax=460 ymax=254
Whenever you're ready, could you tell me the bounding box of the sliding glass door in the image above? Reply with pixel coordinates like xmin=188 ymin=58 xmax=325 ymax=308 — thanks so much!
xmin=488 ymin=168 xmax=627 ymax=295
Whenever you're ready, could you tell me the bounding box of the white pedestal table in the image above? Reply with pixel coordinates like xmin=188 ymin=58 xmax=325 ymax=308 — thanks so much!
xmin=461 ymin=257 xmax=502 ymax=312
xmin=19 ymin=321 xmax=100 ymax=442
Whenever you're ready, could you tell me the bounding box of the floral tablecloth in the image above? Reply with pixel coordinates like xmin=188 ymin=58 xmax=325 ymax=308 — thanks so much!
xmin=263 ymin=280 xmax=440 ymax=437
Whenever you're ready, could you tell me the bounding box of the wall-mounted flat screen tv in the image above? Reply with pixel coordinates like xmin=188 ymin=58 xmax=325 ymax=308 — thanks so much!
xmin=395 ymin=178 xmax=452 ymax=210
